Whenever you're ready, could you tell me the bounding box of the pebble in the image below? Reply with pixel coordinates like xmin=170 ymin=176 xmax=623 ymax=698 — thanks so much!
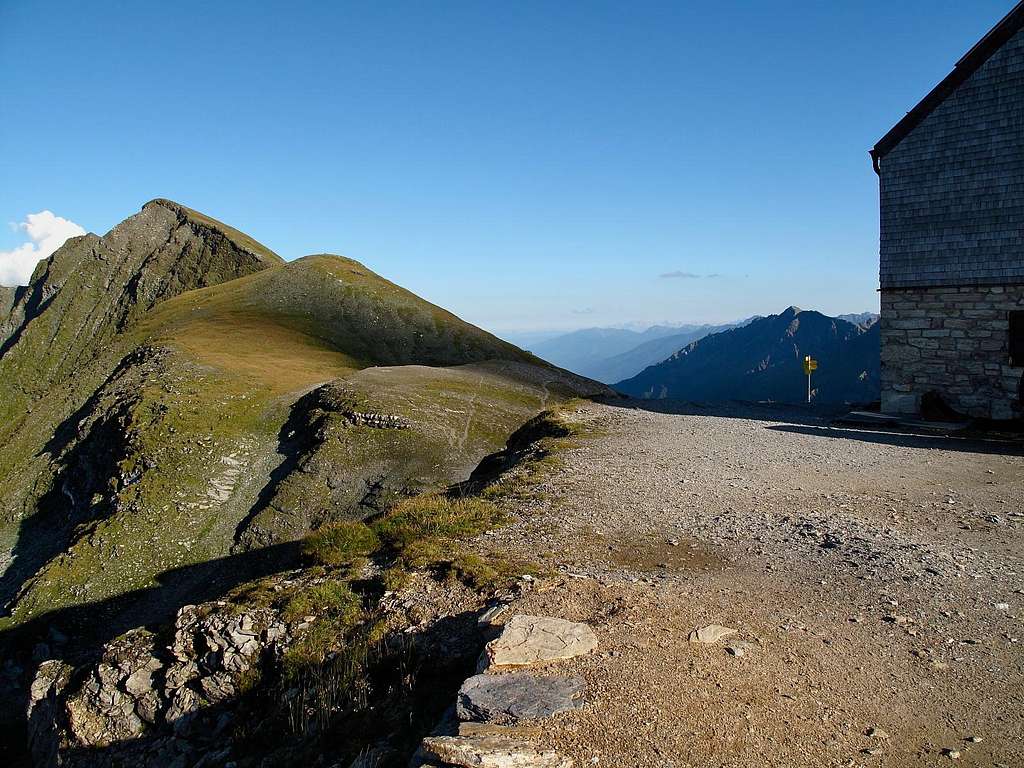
xmin=688 ymin=624 xmax=738 ymax=644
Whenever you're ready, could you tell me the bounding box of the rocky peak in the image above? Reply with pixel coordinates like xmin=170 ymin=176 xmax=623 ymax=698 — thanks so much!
xmin=0 ymin=201 xmax=283 ymax=425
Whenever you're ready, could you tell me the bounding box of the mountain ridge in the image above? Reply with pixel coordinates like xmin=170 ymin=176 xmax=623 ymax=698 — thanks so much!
xmin=615 ymin=306 xmax=880 ymax=404
xmin=0 ymin=200 xmax=605 ymax=641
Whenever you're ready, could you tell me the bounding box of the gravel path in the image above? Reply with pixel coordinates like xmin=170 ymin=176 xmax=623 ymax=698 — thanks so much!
xmin=477 ymin=400 xmax=1024 ymax=767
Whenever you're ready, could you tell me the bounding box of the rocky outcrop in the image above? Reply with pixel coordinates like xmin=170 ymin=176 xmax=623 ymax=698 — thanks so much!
xmin=414 ymin=613 xmax=595 ymax=768
xmin=0 ymin=284 xmax=21 ymax=344
xmin=233 ymin=382 xmax=419 ymax=551
xmin=0 ymin=200 xmax=281 ymax=413
xmin=27 ymin=602 xmax=289 ymax=767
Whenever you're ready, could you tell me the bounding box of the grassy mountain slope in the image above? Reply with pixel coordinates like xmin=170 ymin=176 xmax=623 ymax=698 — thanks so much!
xmin=137 ymin=253 xmax=535 ymax=392
xmin=0 ymin=200 xmax=281 ymax=414
xmin=0 ymin=201 xmax=284 ymax=585
xmin=614 ymin=307 xmax=880 ymax=404
xmin=0 ymin=201 xmax=603 ymax=637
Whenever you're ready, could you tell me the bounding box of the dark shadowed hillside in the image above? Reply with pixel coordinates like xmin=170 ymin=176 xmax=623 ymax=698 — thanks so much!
xmin=614 ymin=307 xmax=880 ymax=404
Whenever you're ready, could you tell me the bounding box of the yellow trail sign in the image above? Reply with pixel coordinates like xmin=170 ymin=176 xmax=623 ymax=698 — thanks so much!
xmin=803 ymin=355 xmax=818 ymax=403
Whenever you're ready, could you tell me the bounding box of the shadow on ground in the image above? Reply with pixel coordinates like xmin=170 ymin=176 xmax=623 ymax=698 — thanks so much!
xmin=598 ymin=396 xmax=1024 ymax=455
xmin=767 ymin=423 xmax=1024 ymax=455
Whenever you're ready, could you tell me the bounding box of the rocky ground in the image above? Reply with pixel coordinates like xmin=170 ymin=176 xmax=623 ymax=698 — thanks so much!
xmin=455 ymin=400 xmax=1024 ymax=767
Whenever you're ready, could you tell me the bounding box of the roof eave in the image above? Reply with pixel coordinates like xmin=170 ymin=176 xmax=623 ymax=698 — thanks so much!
xmin=870 ymin=1 xmax=1024 ymax=166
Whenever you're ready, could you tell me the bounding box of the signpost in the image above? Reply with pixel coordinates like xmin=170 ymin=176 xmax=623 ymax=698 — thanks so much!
xmin=803 ymin=355 xmax=818 ymax=403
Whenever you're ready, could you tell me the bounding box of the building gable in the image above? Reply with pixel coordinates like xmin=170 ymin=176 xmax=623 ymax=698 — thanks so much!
xmin=874 ymin=21 xmax=1024 ymax=289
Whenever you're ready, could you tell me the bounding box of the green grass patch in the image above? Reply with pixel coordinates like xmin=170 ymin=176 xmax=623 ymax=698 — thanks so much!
xmin=444 ymin=550 xmax=545 ymax=593
xmin=302 ymin=521 xmax=380 ymax=567
xmin=282 ymin=580 xmax=363 ymax=624
xmin=371 ymin=495 xmax=505 ymax=554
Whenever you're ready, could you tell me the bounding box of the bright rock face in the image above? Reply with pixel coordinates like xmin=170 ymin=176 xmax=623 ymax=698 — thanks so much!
xmin=481 ymin=615 xmax=598 ymax=669
xmin=420 ymin=734 xmax=574 ymax=768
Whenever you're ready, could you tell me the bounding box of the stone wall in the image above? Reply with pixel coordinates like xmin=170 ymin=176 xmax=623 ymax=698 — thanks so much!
xmin=880 ymin=284 xmax=1024 ymax=419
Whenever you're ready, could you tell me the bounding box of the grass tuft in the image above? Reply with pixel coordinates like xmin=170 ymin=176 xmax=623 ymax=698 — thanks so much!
xmin=445 ymin=551 xmax=544 ymax=593
xmin=371 ymin=495 xmax=505 ymax=554
xmin=282 ymin=580 xmax=363 ymax=625
xmin=302 ymin=521 xmax=380 ymax=567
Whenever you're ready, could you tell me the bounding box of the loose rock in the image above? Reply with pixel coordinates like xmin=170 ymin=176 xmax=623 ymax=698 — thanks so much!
xmin=420 ymin=735 xmax=572 ymax=768
xmin=482 ymin=615 xmax=597 ymax=669
xmin=688 ymin=625 xmax=737 ymax=644
xmin=457 ymin=673 xmax=585 ymax=723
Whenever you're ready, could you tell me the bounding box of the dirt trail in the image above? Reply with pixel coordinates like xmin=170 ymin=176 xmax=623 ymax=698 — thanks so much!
xmin=475 ymin=401 xmax=1024 ymax=767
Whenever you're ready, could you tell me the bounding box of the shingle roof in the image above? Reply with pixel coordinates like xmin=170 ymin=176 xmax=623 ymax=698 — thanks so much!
xmin=870 ymin=1 xmax=1024 ymax=172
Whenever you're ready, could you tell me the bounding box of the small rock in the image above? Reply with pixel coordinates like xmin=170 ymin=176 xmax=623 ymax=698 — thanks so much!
xmin=866 ymin=727 xmax=890 ymax=740
xmin=725 ymin=640 xmax=752 ymax=657
xmin=965 ymin=735 xmax=982 ymax=743
xmin=942 ymin=748 xmax=961 ymax=760
xmin=478 ymin=604 xmax=510 ymax=627
xmin=688 ymin=624 xmax=737 ymax=644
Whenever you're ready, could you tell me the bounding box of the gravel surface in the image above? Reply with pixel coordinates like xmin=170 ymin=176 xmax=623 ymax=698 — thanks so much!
xmin=477 ymin=400 xmax=1024 ymax=767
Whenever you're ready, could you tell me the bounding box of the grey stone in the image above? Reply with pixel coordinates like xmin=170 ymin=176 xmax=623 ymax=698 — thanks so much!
xmin=457 ymin=673 xmax=585 ymax=723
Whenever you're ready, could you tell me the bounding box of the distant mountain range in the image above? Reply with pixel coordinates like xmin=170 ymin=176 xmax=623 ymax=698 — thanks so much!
xmin=523 ymin=311 xmax=876 ymax=386
xmin=614 ymin=307 xmax=880 ymax=405
xmin=836 ymin=312 xmax=880 ymax=328
xmin=526 ymin=322 xmax=747 ymax=383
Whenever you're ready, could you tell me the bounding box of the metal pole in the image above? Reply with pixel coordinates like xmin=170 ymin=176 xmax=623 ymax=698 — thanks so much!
xmin=807 ymin=371 xmax=811 ymax=403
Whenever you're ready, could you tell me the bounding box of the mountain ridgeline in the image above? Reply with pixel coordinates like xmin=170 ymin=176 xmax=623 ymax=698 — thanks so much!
xmin=528 ymin=321 xmax=745 ymax=383
xmin=0 ymin=200 xmax=608 ymax=766
xmin=614 ymin=307 xmax=880 ymax=404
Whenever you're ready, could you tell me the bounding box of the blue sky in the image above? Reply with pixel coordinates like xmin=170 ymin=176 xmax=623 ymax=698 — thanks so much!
xmin=0 ymin=1 xmax=1014 ymax=333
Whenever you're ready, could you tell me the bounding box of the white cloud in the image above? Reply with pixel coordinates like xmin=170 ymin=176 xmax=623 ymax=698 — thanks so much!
xmin=0 ymin=211 xmax=86 ymax=286
xmin=658 ymin=270 xmax=722 ymax=279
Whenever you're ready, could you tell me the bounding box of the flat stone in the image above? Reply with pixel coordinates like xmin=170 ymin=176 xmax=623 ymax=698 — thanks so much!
xmin=482 ymin=615 xmax=597 ymax=669
xmin=457 ymin=673 xmax=585 ymax=723
xmin=688 ymin=624 xmax=737 ymax=644
xmin=420 ymin=735 xmax=572 ymax=768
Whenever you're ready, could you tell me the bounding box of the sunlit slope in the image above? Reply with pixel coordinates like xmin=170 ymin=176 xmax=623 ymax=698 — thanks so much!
xmin=1 ymin=207 xmax=605 ymax=631
xmin=137 ymin=254 xmax=537 ymax=392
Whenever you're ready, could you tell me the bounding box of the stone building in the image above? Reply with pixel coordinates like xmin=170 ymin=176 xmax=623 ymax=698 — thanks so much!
xmin=870 ymin=1 xmax=1024 ymax=420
